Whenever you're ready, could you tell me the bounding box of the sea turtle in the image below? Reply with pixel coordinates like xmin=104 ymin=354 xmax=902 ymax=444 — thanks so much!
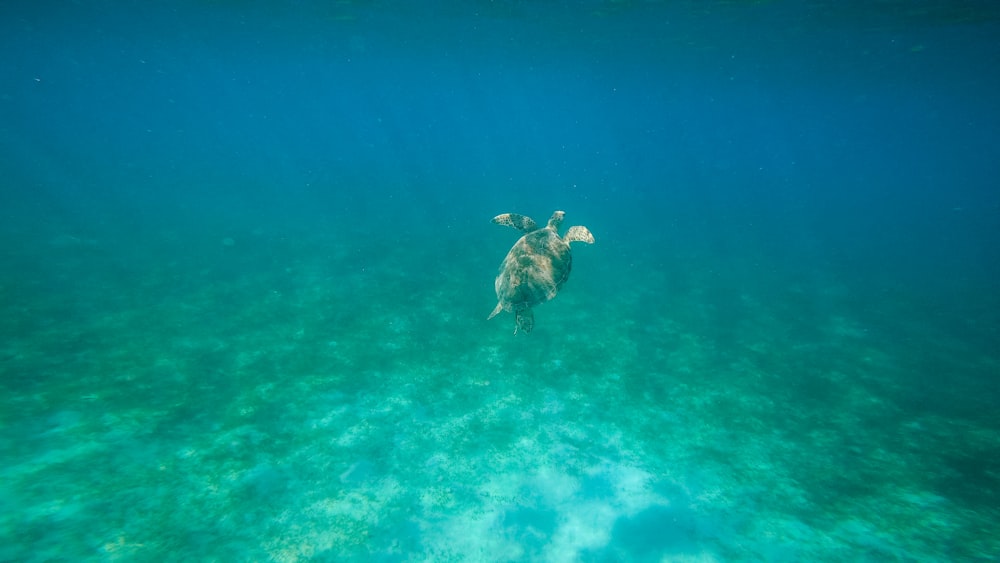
xmin=488 ymin=210 xmax=595 ymax=334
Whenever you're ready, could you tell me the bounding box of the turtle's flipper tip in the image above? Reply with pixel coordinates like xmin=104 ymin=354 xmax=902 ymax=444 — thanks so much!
xmin=487 ymin=302 xmax=503 ymax=320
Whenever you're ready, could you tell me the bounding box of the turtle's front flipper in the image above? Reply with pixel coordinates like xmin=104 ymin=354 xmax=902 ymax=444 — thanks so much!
xmin=492 ymin=213 xmax=538 ymax=233
xmin=514 ymin=308 xmax=534 ymax=334
xmin=564 ymin=225 xmax=595 ymax=245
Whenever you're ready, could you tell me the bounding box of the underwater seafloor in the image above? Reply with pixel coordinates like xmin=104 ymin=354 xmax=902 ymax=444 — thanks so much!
xmin=2 ymin=221 xmax=997 ymax=562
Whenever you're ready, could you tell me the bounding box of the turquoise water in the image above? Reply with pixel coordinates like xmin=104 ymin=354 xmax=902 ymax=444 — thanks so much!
xmin=2 ymin=1 xmax=999 ymax=561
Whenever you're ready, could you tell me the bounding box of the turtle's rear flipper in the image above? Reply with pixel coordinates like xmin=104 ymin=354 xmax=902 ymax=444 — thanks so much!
xmin=492 ymin=213 xmax=538 ymax=233
xmin=514 ymin=308 xmax=534 ymax=334
xmin=488 ymin=302 xmax=503 ymax=320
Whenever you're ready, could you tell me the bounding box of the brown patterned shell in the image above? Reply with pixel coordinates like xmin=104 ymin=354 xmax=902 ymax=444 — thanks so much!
xmin=494 ymin=228 xmax=572 ymax=312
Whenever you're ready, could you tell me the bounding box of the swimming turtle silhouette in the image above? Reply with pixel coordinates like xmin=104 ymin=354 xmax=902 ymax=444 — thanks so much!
xmin=488 ymin=210 xmax=595 ymax=334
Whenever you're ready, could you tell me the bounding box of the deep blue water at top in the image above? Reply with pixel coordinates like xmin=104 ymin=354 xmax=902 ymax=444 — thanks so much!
xmin=3 ymin=1 xmax=997 ymax=296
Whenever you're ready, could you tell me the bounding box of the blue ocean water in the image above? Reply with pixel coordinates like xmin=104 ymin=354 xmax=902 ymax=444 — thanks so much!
xmin=2 ymin=0 xmax=998 ymax=560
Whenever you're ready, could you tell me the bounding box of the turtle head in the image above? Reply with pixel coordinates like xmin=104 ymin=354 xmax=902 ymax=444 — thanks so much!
xmin=546 ymin=210 xmax=566 ymax=230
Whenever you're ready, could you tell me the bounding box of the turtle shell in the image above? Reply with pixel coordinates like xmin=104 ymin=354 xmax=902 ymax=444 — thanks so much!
xmin=495 ymin=228 xmax=572 ymax=311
